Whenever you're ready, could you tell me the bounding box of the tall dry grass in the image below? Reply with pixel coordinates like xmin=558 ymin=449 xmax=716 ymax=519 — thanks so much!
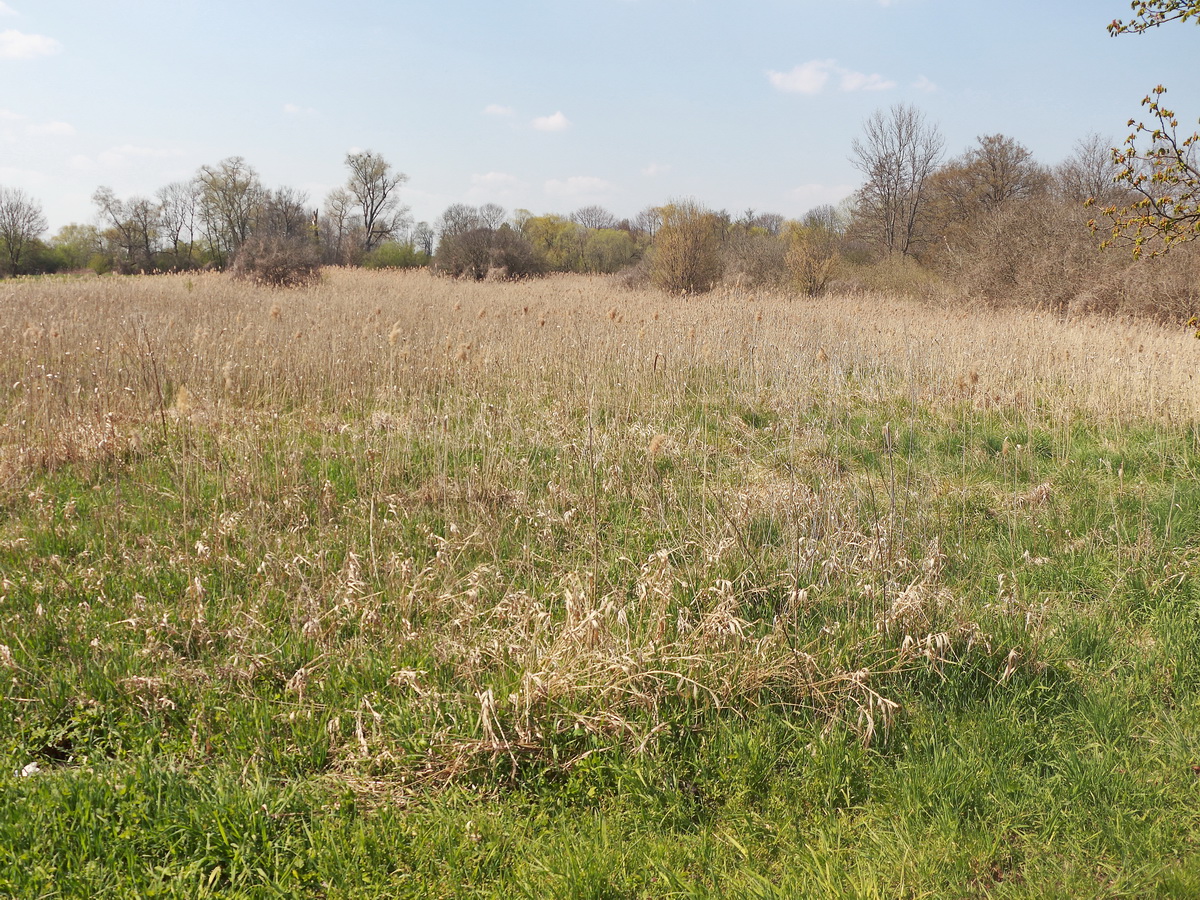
xmin=4 ymin=268 xmax=1198 ymax=463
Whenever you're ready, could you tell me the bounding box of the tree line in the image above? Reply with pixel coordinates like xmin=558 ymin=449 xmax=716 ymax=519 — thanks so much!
xmin=1 ymin=42 xmax=1197 ymax=317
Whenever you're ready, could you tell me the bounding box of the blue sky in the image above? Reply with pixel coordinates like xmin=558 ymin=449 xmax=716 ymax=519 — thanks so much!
xmin=3 ymin=0 xmax=1199 ymax=233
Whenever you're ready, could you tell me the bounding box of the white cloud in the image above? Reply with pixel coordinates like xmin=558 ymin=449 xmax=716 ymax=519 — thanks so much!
xmin=532 ymin=111 xmax=570 ymax=132
xmin=0 ymin=107 xmax=22 ymax=121
xmin=839 ymin=70 xmax=896 ymax=92
xmin=769 ymin=59 xmax=895 ymax=95
xmin=544 ymin=175 xmax=615 ymax=199
xmin=26 ymin=120 xmax=74 ymax=136
xmin=283 ymin=102 xmax=317 ymax=116
xmin=768 ymin=60 xmax=834 ymax=95
xmin=912 ymin=74 xmax=937 ymax=93
xmin=0 ymin=4 xmax=17 ymax=16
xmin=0 ymin=29 xmax=61 ymax=59
xmin=642 ymin=162 xmax=671 ymax=177
xmin=484 ymin=103 xmax=514 ymax=117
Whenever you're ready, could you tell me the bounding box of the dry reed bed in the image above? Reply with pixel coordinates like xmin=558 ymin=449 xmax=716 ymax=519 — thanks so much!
xmin=1 ymin=269 xmax=1195 ymax=767
xmin=5 ymin=269 xmax=1197 ymax=435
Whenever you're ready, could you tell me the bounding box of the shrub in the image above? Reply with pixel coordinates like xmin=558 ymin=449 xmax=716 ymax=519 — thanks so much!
xmin=722 ymin=231 xmax=788 ymax=288
xmin=649 ymin=200 xmax=723 ymax=294
xmin=229 ymin=234 xmax=321 ymax=288
xmin=433 ymin=226 xmax=543 ymax=280
xmin=785 ymin=226 xmax=838 ymax=297
xmin=363 ymin=241 xmax=429 ymax=270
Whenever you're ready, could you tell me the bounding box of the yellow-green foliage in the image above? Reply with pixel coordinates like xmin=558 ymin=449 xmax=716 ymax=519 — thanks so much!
xmin=649 ymin=199 xmax=723 ymax=294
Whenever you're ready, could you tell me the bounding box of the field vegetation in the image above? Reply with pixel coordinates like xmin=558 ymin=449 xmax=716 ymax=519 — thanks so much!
xmin=4 ymin=268 xmax=1200 ymax=896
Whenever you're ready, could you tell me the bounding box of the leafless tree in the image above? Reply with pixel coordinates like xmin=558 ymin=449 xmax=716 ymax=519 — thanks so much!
xmin=260 ymin=186 xmax=311 ymax=239
xmin=437 ymin=203 xmax=481 ymax=240
xmin=321 ymin=187 xmax=360 ymax=265
xmin=156 ymin=180 xmax=199 ymax=269
xmin=633 ymin=205 xmax=663 ymax=240
xmin=0 ymin=187 xmax=47 ymax=275
xmin=93 ymin=187 xmax=159 ymax=271
xmin=571 ymin=205 xmax=618 ymax=231
xmin=412 ymin=221 xmax=435 ymax=257
xmin=957 ymin=134 xmax=1049 ymax=210
xmin=196 ymin=156 xmax=265 ymax=266
xmin=478 ymin=203 xmax=507 ymax=230
xmin=1055 ymin=133 xmax=1126 ymax=207
xmin=345 ymin=150 xmax=409 ymax=252
xmin=851 ymin=104 xmax=945 ymax=257
xmin=802 ymin=204 xmax=846 ymax=235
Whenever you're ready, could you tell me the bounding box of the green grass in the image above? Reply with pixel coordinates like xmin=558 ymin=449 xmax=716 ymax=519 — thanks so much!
xmin=4 ymin=290 xmax=1200 ymax=896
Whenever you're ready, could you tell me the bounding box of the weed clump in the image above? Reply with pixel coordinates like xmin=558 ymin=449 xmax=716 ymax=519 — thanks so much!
xmin=230 ymin=234 xmax=321 ymax=288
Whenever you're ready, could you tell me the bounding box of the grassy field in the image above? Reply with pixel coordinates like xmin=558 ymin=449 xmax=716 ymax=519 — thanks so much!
xmin=3 ymin=268 xmax=1200 ymax=898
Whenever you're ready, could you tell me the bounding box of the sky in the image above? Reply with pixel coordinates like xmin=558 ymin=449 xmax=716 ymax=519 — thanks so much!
xmin=2 ymin=0 xmax=1200 ymax=235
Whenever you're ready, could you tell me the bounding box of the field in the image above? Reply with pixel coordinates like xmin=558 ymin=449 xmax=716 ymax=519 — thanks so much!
xmin=4 ymin=268 xmax=1200 ymax=898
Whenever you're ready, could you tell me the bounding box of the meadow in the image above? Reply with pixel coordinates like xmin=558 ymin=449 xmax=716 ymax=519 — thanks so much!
xmin=3 ymin=268 xmax=1200 ymax=898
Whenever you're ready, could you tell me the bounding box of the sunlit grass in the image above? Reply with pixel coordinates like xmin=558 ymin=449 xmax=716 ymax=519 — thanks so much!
xmin=2 ymin=269 xmax=1200 ymax=897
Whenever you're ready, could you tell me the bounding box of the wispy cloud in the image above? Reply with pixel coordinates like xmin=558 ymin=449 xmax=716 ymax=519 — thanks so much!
xmin=0 ymin=29 xmax=61 ymax=59
xmin=768 ymin=59 xmax=895 ymax=95
xmin=642 ymin=162 xmax=671 ymax=177
xmin=912 ymin=74 xmax=937 ymax=93
xmin=283 ymin=102 xmax=317 ymax=116
xmin=484 ymin=103 xmax=515 ymax=117
xmin=545 ymin=175 xmax=614 ymax=198
xmin=0 ymin=4 xmax=17 ymax=16
xmin=0 ymin=109 xmax=75 ymax=139
xmin=532 ymin=111 xmax=570 ymax=132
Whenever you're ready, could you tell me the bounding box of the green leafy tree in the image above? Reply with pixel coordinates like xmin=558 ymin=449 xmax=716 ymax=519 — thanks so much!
xmin=1098 ymin=1 xmax=1200 ymax=256
xmin=521 ymin=214 xmax=583 ymax=271
xmin=581 ymin=228 xmax=636 ymax=273
xmin=49 ymin=223 xmax=103 ymax=270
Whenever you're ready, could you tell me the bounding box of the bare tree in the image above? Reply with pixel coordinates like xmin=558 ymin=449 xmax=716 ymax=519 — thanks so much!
xmin=0 ymin=187 xmax=47 ymax=275
xmin=412 ymin=221 xmax=435 ymax=257
xmin=260 ymin=186 xmax=311 ymax=239
xmin=478 ymin=203 xmax=507 ymax=230
xmin=196 ymin=157 xmax=265 ymax=266
xmin=1055 ymin=133 xmax=1125 ymax=207
xmin=633 ymin=205 xmax=662 ymax=240
xmin=92 ymin=187 xmax=159 ymax=272
xmin=345 ymin=150 xmax=409 ymax=253
xmin=571 ymin=205 xmax=617 ymax=231
xmin=959 ymin=134 xmax=1049 ymax=210
xmin=851 ymin=104 xmax=945 ymax=257
xmin=156 ymin=180 xmax=199 ymax=270
xmin=437 ymin=203 xmax=481 ymax=240
xmin=802 ymin=204 xmax=846 ymax=235
xmin=321 ymin=187 xmax=360 ymax=264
